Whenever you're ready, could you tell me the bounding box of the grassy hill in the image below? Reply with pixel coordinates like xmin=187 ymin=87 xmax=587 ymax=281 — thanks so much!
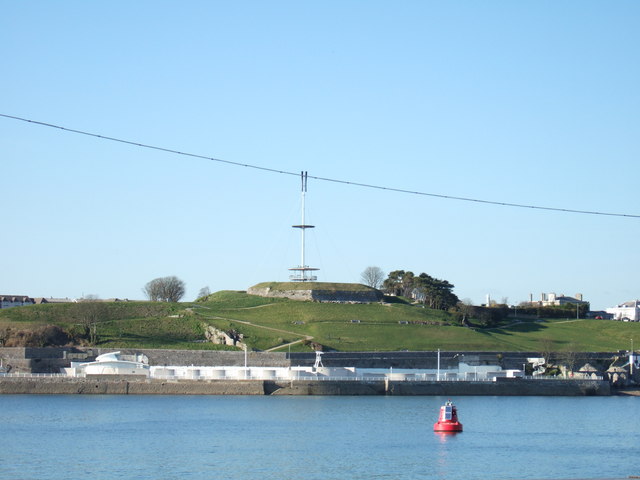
xmin=1 ymin=290 xmax=638 ymax=352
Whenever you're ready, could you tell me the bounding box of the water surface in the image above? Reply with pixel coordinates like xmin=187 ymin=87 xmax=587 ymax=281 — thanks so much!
xmin=1 ymin=395 xmax=638 ymax=480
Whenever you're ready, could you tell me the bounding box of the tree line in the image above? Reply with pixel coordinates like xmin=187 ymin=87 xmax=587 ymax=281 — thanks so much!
xmin=361 ymin=267 xmax=459 ymax=311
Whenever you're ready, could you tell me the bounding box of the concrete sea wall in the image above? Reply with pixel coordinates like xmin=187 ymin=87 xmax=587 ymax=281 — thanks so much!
xmin=0 ymin=376 xmax=610 ymax=396
xmin=0 ymin=347 xmax=618 ymax=395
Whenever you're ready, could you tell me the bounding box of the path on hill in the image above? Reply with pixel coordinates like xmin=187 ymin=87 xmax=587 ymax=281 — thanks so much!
xmin=194 ymin=307 xmax=313 ymax=352
xmin=263 ymin=337 xmax=313 ymax=352
xmin=227 ymin=303 xmax=280 ymax=310
xmin=216 ymin=316 xmax=314 ymax=353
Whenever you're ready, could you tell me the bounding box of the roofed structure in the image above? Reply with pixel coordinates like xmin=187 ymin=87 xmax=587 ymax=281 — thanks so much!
xmin=0 ymin=295 xmax=34 ymax=309
xmin=606 ymin=300 xmax=640 ymax=321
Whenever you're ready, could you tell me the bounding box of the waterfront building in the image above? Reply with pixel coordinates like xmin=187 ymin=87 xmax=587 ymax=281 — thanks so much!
xmin=606 ymin=300 xmax=640 ymax=321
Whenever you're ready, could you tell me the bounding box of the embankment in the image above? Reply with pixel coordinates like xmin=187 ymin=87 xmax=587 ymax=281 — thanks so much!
xmin=0 ymin=376 xmax=610 ymax=396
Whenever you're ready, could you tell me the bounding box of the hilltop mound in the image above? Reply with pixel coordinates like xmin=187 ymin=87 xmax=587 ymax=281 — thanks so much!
xmin=247 ymin=282 xmax=383 ymax=303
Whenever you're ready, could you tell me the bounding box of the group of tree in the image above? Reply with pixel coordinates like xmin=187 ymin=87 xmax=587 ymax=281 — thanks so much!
xmin=453 ymin=301 xmax=509 ymax=327
xmin=361 ymin=267 xmax=459 ymax=311
xmin=143 ymin=276 xmax=186 ymax=302
xmin=141 ymin=277 xmax=213 ymax=302
xmin=514 ymin=303 xmax=590 ymax=319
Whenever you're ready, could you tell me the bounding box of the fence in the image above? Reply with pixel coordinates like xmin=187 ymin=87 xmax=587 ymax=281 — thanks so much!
xmin=0 ymin=372 xmax=603 ymax=382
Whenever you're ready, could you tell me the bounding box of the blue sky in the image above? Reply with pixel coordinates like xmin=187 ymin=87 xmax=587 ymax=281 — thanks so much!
xmin=2 ymin=1 xmax=639 ymax=310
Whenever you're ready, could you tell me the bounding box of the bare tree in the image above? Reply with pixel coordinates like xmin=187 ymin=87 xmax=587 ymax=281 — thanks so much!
xmin=144 ymin=276 xmax=186 ymax=302
xmin=539 ymin=337 xmax=557 ymax=373
xmin=197 ymin=286 xmax=211 ymax=300
xmin=457 ymin=299 xmax=475 ymax=326
xmin=76 ymin=301 xmax=108 ymax=345
xmin=560 ymin=343 xmax=580 ymax=375
xmin=360 ymin=266 xmax=385 ymax=289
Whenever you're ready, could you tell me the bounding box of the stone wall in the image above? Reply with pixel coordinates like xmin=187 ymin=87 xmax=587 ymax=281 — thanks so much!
xmin=247 ymin=287 xmax=312 ymax=301
xmin=310 ymin=290 xmax=384 ymax=303
xmin=0 ymin=376 xmax=610 ymax=396
xmin=246 ymin=286 xmax=383 ymax=303
xmin=0 ymin=377 xmax=266 ymax=395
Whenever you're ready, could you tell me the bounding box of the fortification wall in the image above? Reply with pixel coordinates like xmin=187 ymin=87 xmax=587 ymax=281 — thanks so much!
xmin=311 ymin=290 xmax=384 ymax=302
xmin=247 ymin=287 xmax=312 ymax=301
xmin=246 ymin=287 xmax=383 ymax=303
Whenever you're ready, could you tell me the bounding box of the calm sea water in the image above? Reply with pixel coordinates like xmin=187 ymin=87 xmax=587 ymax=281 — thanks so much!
xmin=0 ymin=395 xmax=638 ymax=480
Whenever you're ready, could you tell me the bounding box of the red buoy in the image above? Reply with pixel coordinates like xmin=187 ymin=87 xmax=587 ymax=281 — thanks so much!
xmin=433 ymin=400 xmax=463 ymax=433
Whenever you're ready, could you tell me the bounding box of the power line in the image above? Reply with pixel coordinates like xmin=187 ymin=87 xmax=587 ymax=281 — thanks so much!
xmin=2 ymin=112 xmax=638 ymax=219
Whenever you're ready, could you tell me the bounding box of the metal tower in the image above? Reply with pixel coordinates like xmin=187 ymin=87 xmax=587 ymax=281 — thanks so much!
xmin=289 ymin=171 xmax=319 ymax=282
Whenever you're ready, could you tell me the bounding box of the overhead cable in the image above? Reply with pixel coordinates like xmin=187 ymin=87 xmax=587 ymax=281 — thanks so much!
xmin=1 ymin=112 xmax=638 ymax=219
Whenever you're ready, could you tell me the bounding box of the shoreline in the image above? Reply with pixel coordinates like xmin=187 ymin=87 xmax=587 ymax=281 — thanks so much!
xmin=616 ymin=388 xmax=640 ymax=396
xmin=0 ymin=376 xmax=611 ymax=396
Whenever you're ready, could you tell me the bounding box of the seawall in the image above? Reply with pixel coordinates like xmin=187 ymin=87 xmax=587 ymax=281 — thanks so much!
xmin=0 ymin=347 xmax=621 ymax=373
xmin=0 ymin=377 xmax=610 ymax=396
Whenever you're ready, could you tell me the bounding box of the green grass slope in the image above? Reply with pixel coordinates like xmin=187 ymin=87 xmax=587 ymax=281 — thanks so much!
xmin=1 ymin=290 xmax=638 ymax=352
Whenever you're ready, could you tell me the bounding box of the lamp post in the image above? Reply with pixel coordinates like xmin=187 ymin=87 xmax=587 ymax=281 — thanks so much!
xmin=244 ymin=344 xmax=248 ymax=380
xmin=631 ymin=338 xmax=634 ymax=376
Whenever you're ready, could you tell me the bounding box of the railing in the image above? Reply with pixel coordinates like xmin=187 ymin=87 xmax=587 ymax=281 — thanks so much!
xmin=148 ymin=373 xmax=604 ymax=382
xmin=0 ymin=372 xmax=603 ymax=382
xmin=0 ymin=373 xmax=68 ymax=378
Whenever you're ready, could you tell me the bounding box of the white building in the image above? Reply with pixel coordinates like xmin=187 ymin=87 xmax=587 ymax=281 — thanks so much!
xmin=62 ymin=351 xmax=515 ymax=382
xmin=64 ymin=351 xmax=151 ymax=377
xmin=537 ymin=292 xmax=587 ymax=307
xmin=606 ymin=300 xmax=640 ymax=321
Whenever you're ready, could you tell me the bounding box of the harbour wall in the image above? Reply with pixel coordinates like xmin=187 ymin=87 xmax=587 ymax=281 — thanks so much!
xmin=0 ymin=376 xmax=610 ymax=396
xmin=0 ymin=347 xmax=620 ymax=373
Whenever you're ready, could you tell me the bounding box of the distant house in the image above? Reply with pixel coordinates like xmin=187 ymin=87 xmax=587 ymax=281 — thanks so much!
xmin=606 ymin=300 xmax=640 ymax=321
xmin=33 ymin=297 xmax=76 ymax=305
xmin=411 ymin=288 xmax=425 ymax=303
xmin=0 ymin=295 xmax=35 ymax=309
xmin=533 ymin=292 xmax=588 ymax=307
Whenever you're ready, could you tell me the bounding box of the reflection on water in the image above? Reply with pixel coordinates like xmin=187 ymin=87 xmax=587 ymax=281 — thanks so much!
xmin=434 ymin=431 xmax=460 ymax=443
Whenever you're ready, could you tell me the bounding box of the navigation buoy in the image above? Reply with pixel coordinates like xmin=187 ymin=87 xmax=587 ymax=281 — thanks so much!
xmin=433 ymin=400 xmax=463 ymax=433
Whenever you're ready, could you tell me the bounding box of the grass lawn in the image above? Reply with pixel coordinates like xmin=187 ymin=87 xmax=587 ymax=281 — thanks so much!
xmin=1 ymin=290 xmax=639 ymax=352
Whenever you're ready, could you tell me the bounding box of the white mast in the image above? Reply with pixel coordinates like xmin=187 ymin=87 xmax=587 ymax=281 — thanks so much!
xmin=300 ymin=171 xmax=307 ymax=271
xmin=289 ymin=171 xmax=318 ymax=282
